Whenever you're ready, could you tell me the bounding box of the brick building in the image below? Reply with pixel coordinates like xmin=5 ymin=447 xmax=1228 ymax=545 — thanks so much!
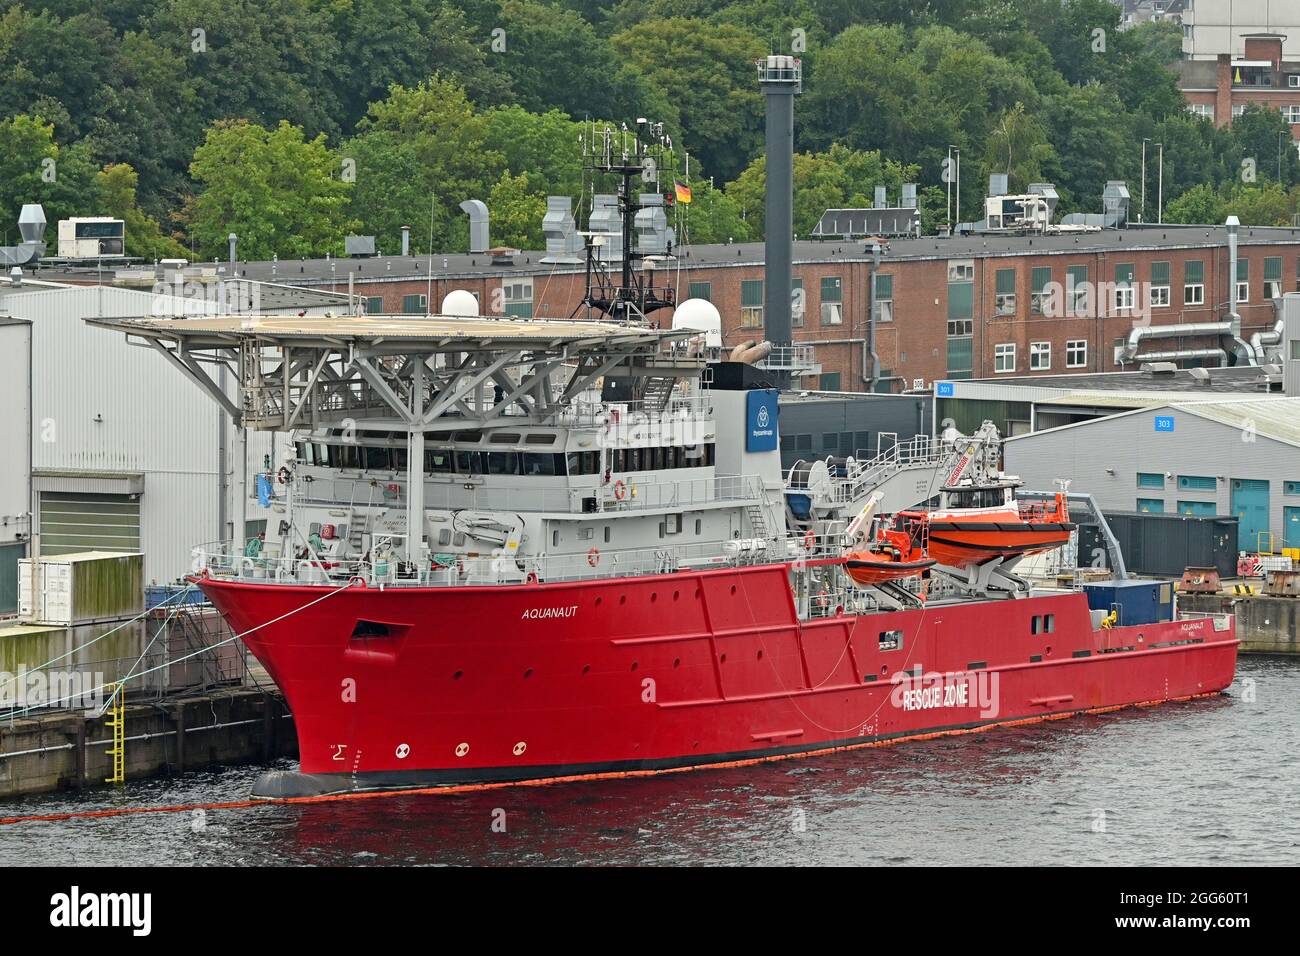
xmin=1178 ymin=33 xmax=1300 ymax=136
xmin=38 ymin=223 xmax=1300 ymax=395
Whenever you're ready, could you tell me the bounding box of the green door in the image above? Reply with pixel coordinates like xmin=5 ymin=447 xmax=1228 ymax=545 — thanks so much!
xmin=0 ymin=541 xmax=24 ymax=614
xmin=1231 ymin=479 xmax=1270 ymax=552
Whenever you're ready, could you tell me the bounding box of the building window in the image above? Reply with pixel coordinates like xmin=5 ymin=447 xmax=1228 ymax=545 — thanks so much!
xmin=1114 ymin=263 xmax=1135 ymax=311
xmin=1150 ymin=261 xmax=1170 ymax=307
xmin=1178 ymin=475 xmax=1216 ymax=491
xmin=948 ymin=259 xmax=974 ymax=282
xmin=740 ymin=279 xmax=763 ymax=328
xmin=1187 ymin=103 xmax=1214 ymax=122
xmin=1264 ymin=256 xmax=1283 ymax=299
xmin=1066 ymin=338 xmax=1087 ymax=368
xmin=1232 ymin=104 xmax=1246 ymax=118
xmin=1236 ymin=258 xmax=1249 ymax=304
xmin=947 ymin=275 xmax=973 ymax=338
xmin=994 ymin=268 xmax=1016 ymax=315
xmin=687 ymin=281 xmax=711 ymax=302
xmin=1179 ymin=501 xmax=1217 ymax=516
xmin=994 ymin=343 xmax=1016 ymax=373
xmin=874 ymin=274 xmax=893 ymax=323
xmin=503 ymin=279 xmax=533 ymax=317
xmin=791 ymin=277 xmax=805 ymax=327
xmin=1029 ymin=341 xmax=1051 ymax=371
xmin=1031 ymin=266 xmax=1054 ymax=315
xmin=1285 ymin=481 xmax=1300 ymax=496
xmin=1137 ymin=472 xmax=1165 ymax=489
xmin=821 ymin=276 xmax=843 ymax=325
xmin=1066 ymin=265 xmax=1088 ymax=316
xmin=820 ymin=372 xmax=841 ymax=391
xmin=365 ymin=296 xmax=384 ymax=314
xmin=402 ymin=293 xmax=428 ymax=313
xmin=1137 ymin=498 xmax=1165 ymax=513
xmin=1184 ymin=260 xmax=1205 ymax=305
xmin=1284 ymin=105 xmax=1300 ymax=124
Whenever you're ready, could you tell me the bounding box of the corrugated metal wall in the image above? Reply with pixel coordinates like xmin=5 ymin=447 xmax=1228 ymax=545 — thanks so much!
xmin=1004 ymin=408 xmax=1300 ymax=552
xmin=2 ymin=287 xmax=222 ymax=583
xmin=0 ymin=319 xmax=32 ymax=549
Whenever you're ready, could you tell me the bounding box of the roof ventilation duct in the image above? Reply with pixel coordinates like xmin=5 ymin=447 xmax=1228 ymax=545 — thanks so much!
xmin=589 ymin=194 xmax=623 ymax=262
xmin=0 ymin=204 xmax=46 ymax=268
xmin=460 ymin=199 xmax=490 ymax=254
xmin=988 ymin=173 xmax=1008 ymax=198
xmin=540 ymin=196 xmax=583 ymax=263
xmin=634 ymin=193 xmax=671 ymax=254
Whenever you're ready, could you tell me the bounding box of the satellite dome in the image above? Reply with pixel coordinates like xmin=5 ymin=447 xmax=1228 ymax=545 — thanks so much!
xmin=672 ymin=298 xmax=722 ymax=348
xmin=441 ymin=289 xmax=479 ymax=316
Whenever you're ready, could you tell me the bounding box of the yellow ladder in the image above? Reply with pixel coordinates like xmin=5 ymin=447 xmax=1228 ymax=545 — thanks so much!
xmin=104 ymin=683 xmax=125 ymax=784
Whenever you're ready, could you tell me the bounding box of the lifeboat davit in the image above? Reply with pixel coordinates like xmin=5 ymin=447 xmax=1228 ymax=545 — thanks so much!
xmin=899 ymin=488 xmax=1074 ymax=571
xmin=843 ymin=527 xmax=935 ymax=586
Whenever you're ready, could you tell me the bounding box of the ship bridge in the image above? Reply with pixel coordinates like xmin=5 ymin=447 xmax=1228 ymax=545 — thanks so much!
xmin=88 ymin=312 xmax=706 ymax=560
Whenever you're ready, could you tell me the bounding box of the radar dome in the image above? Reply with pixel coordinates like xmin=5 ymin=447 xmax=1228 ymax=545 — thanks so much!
xmin=441 ymin=289 xmax=480 ymax=316
xmin=672 ymin=298 xmax=722 ymax=348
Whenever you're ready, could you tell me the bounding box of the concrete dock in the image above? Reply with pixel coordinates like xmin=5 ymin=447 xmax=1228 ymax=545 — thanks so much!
xmin=1180 ymin=593 xmax=1300 ymax=654
xmin=0 ymin=687 xmax=295 ymax=798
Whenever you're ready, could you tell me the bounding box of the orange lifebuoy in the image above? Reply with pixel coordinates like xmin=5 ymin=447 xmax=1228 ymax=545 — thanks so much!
xmin=613 ymin=480 xmax=627 ymax=501
xmin=804 ymin=529 xmax=816 ymax=550
xmin=587 ymin=547 xmax=600 ymax=567
xmin=526 ymin=571 xmax=539 ymax=584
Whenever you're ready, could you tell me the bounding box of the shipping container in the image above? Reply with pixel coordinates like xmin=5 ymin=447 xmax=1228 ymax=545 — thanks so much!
xmin=1077 ymin=511 xmax=1238 ymax=579
xmin=1081 ymin=579 xmax=1175 ymax=627
xmin=0 ymin=618 xmax=162 ymax=711
xmin=19 ymin=551 xmax=144 ymax=625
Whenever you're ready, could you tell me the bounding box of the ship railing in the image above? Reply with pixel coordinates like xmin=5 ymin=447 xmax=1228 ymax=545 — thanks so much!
xmin=289 ymin=473 xmax=766 ymax=517
xmin=551 ymin=393 xmax=712 ymax=429
xmin=832 ymin=435 xmax=949 ymax=503
xmin=191 ymin=529 xmax=846 ymax=588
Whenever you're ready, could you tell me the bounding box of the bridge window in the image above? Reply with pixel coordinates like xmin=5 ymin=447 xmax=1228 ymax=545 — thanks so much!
xmin=363 ymin=447 xmax=391 ymax=470
xmin=487 ymin=451 xmax=518 ymax=475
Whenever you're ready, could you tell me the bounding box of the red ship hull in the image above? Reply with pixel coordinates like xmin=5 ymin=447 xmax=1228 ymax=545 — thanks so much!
xmin=195 ymin=564 xmax=1238 ymax=798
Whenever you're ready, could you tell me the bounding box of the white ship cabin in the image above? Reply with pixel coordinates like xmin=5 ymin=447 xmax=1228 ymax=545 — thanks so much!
xmin=261 ymin=379 xmax=789 ymax=586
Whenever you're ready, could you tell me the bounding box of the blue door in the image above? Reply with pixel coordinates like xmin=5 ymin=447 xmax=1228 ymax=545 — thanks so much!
xmin=1285 ymin=507 xmax=1300 ymax=550
xmin=1232 ymin=479 xmax=1270 ymax=552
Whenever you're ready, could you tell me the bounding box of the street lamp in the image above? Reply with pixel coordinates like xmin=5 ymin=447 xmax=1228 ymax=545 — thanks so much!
xmin=1156 ymin=142 xmax=1164 ymax=225
xmin=1141 ymin=138 xmax=1151 ymax=223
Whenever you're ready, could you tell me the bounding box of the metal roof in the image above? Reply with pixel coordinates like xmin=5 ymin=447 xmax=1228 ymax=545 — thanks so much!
xmin=86 ymin=312 xmax=683 ymax=349
xmin=966 ymin=364 xmax=1279 ymax=394
xmin=1172 ymin=398 xmax=1300 ymax=448
xmin=28 ymin=224 xmax=1300 ymax=286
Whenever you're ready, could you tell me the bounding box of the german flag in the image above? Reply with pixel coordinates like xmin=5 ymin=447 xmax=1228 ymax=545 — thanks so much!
xmin=674 ymin=180 xmax=692 ymax=205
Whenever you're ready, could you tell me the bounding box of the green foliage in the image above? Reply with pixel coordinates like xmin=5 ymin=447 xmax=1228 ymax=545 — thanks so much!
xmin=0 ymin=114 xmax=100 ymax=230
xmin=344 ymin=78 xmax=503 ymax=254
xmin=2 ymin=0 xmax=1294 ymax=258
xmin=96 ymin=163 xmax=189 ymax=260
xmin=188 ymin=119 xmax=355 ymax=260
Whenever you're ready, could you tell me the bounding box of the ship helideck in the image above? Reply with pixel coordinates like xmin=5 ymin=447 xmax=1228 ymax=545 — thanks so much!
xmin=89 ymin=310 xmax=1238 ymax=799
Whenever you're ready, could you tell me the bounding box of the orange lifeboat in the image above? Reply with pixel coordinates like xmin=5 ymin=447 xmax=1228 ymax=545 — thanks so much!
xmin=843 ymin=526 xmax=936 ymax=586
xmin=898 ymin=486 xmax=1074 ymax=571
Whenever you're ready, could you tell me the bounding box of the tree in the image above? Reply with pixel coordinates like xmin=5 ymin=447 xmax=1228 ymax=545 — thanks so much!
xmin=612 ymin=18 xmax=766 ymax=183
xmin=0 ymin=114 xmax=101 ymax=233
xmin=1040 ymin=82 xmax=1133 ymax=215
xmin=726 ymin=143 xmax=920 ymax=237
xmin=310 ymin=0 xmax=510 ymax=127
xmin=1228 ymin=104 xmax=1300 ymax=187
xmin=187 ymin=120 xmax=355 ymax=260
xmin=482 ymin=107 xmax=588 ymax=200
xmin=495 ymin=1 xmax=660 ymax=123
xmin=96 ymin=163 xmax=189 ymax=260
xmin=488 ymin=171 xmax=547 ymax=249
xmin=1164 ymin=183 xmax=1224 ymax=225
xmin=984 ymin=102 xmax=1056 ymax=193
xmin=343 ymin=78 xmax=503 ymax=254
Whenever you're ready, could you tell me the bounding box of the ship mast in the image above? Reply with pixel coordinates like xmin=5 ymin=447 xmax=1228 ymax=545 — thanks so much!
xmin=575 ymin=118 xmax=678 ymax=325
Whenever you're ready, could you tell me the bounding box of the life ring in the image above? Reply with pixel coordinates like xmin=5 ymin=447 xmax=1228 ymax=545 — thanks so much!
xmin=526 ymin=571 xmax=539 ymax=584
xmin=803 ymin=529 xmax=816 ymax=550
xmin=276 ymin=466 xmax=291 ymax=484
xmin=587 ymin=547 xmax=601 ymax=568
xmin=613 ymin=480 xmax=627 ymax=501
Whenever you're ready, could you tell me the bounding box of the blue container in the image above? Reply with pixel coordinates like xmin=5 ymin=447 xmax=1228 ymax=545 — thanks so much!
xmin=785 ymin=492 xmax=813 ymax=521
xmin=145 ymin=584 xmax=211 ymax=610
xmin=1081 ymin=579 xmax=1174 ymax=627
